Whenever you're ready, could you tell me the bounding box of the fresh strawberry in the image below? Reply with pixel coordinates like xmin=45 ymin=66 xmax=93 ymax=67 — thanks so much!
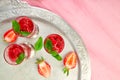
xmin=36 ymin=57 xmax=51 ymax=78
xmin=44 ymin=34 xmax=64 ymax=53
xmin=63 ymin=52 xmax=77 ymax=76
xmin=3 ymin=29 xmax=18 ymax=43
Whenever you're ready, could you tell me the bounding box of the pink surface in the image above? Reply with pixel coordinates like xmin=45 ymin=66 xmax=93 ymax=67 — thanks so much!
xmin=22 ymin=0 xmax=120 ymax=80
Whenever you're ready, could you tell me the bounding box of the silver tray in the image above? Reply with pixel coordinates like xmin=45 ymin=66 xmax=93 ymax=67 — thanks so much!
xmin=0 ymin=0 xmax=91 ymax=80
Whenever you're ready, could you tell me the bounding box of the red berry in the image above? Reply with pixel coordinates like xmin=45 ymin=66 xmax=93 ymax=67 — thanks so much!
xmin=3 ymin=29 xmax=18 ymax=43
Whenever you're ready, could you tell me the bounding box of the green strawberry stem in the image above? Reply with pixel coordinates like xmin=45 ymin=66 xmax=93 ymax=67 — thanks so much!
xmin=50 ymin=51 xmax=62 ymax=61
xmin=35 ymin=57 xmax=44 ymax=64
xmin=16 ymin=53 xmax=25 ymax=64
xmin=63 ymin=67 xmax=69 ymax=76
xmin=34 ymin=37 xmax=43 ymax=51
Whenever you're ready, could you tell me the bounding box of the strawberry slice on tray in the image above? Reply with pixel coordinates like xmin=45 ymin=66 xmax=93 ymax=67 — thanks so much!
xmin=63 ymin=52 xmax=77 ymax=76
xmin=36 ymin=57 xmax=51 ymax=78
xmin=3 ymin=29 xmax=18 ymax=43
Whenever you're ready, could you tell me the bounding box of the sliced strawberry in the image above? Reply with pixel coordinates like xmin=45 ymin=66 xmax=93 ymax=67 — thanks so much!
xmin=63 ymin=52 xmax=77 ymax=76
xmin=36 ymin=57 xmax=51 ymax=78
xmin=3 ymin=29 xmax=18 ymax=43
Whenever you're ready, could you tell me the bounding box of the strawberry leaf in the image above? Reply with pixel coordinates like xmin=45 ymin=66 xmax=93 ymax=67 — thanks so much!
xmin=45 ymin=39 xmax=52 ymax=52
xmin=35 ymin=57 xmax=44 ymax=64
xmin=50 ymin=51 xmax=62 ymax=61
xmin=12 ymin=20 xmax=20 ymax=33
xmin=34 ymin=37 xmax=43 ymax=51
xmin=20 ymin=31 xmax=30 ymax=37
xmin=63 ymin=67 xmax=69 ymax=76
xmin=16 ymin=53 xmax=25 ymax=64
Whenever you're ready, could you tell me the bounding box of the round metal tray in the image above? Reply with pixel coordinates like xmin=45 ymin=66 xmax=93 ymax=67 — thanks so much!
xmin=0 ymin=1 xmax=91 ymax=80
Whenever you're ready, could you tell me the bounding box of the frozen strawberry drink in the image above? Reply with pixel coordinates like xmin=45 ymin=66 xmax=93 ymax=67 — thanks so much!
xmin=4 ymin=43 xmax=35 ymax=65
xmin=13 ymin=16 xmax=39 ymax=38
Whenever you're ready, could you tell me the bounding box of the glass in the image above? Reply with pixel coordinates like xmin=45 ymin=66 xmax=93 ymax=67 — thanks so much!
xmin=4 ymin=43 xmax=35 ymax=65
xmin=15 ymin=16 xmax=39 ymax=38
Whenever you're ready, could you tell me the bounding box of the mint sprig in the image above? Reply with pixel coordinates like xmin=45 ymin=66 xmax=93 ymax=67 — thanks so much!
xmin=12 ymin=20 xmax=20 ymax=33
xmin=34 ymin=37 xmax=43 ymax=51
xmin=12 ymin=20 xmax=30 ymax=37
xmin=45 ymin=39 xmax=62 ymax=61
xmin=45 ymin=39 xmax=52 ymax=52
xmin=16 ymin=53 xmax=25 ymax=64
xmin=50 ymin=51 xmax=62 ymax=61
xmin=20 ymin=31 xmax=30 ymax=37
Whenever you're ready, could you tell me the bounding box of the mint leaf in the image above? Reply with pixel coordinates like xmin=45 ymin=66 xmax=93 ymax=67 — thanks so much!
xmin=16 ymin=53 xmax=25 ymax=64
xmin=45 ymin=39 xmax=52 ymax=52
xmin=45 ymin=39 xmax=62 ymax=61
xmin=20 ymin=31 xmax=30 ymax=37
xmin=50 ymin=51 xmax=62 ymax=61
xmin=12 ymin=20 xmax=20 ymax=33
xmin=34 ymin=37 xmax=43 ymax=51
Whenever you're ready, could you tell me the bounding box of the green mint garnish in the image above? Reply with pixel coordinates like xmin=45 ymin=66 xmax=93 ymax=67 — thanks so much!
xmin=45 ymin=39 xmax=52 ymax=52
xmin=50 ymin=51 xmax=62 ymax=61
xmin=34 ymin=37 xmax=43 ymax=51
xmin=16 ymin=53 xmax=25 ymax=64
xmin=12 ymin=20 xmax=20 ymax=33
xmin=20 ymin=31 xmax=30 ymax=37
xmin=45 ymin=39 xmax=62 ymax=61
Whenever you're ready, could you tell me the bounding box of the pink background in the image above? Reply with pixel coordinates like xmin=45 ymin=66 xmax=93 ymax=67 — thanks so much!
xmin=22 ymin=0 xmax=120 ymax=80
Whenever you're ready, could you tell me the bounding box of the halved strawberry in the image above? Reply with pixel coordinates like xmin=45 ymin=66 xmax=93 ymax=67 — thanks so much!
xmin=63 ymin=52 xmax=77 ymax=76
xmin=3 ymin=29 xmax=18 ymax=43
xmin=36 ymin=57 xmax=51 ymax=78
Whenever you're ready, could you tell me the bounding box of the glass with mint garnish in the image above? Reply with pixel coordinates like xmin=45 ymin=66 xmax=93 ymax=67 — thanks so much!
xmin=12 ymin=16 xmax=39 ymax=38
xmin=4 ymin=43 xmax=35 ymax=65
